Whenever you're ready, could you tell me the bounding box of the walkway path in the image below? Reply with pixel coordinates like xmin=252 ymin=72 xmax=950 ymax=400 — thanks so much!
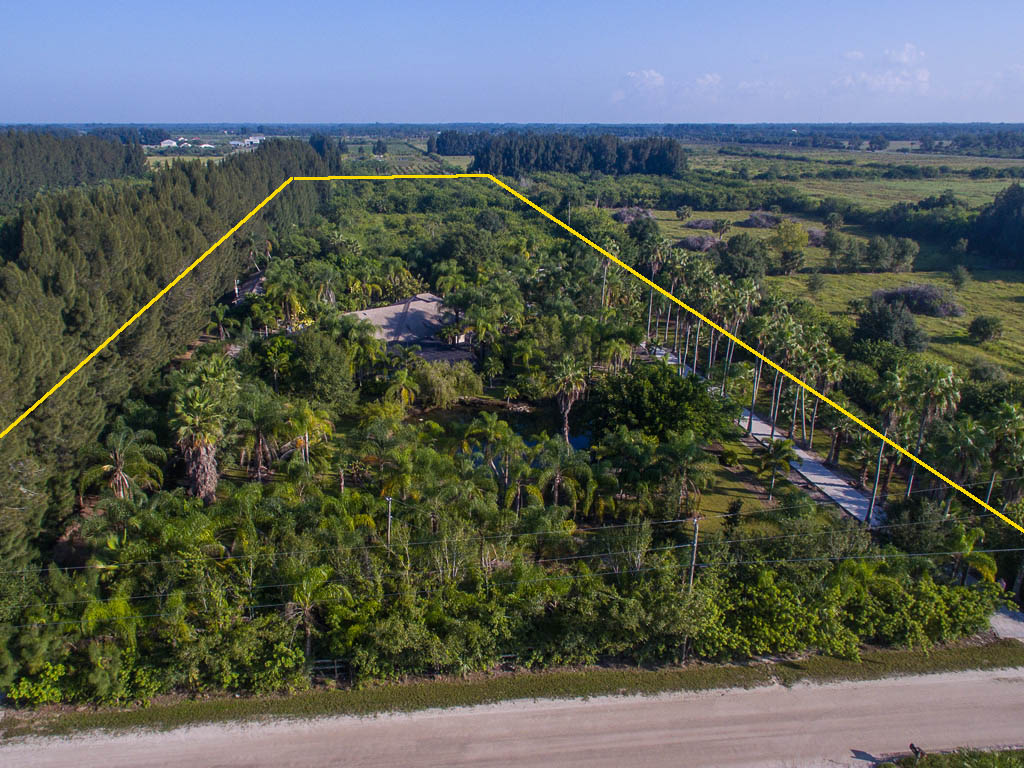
xmin=649 ymin=345 xmax=873 ymax=524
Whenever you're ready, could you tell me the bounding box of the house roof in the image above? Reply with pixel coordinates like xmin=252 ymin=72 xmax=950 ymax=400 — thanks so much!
xmin=346 ymin=293 xmax=452 ymax=344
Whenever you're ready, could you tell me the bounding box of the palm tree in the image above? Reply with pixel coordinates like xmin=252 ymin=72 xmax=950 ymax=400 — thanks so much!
xmin=536 ymin=436 xmax=594 ymax=514
xmin=808 ymin=346 xmax=845 ymax=451
xmin=265 ymin=260 xmax=306 ymax=324
xmin=170 ymin=386 xmax=227 ymax=503
xmin=947 ymin=523 xmax=996 ymax=585
xmin=79 ymin=419 xmax=165 ymax=501
xmin=237 ymin=385 xmax=286 ymax=481
xmin=758 ymin=438 xmax=800 ymax=500
xmin=551 ymin=356 xmax=587 ymax=446
xmin=984 ymin=402 xmax=1024 ymax=508
xmin=941 ymin=416 xmax=994 ymax=514
xmin=848 ymin=430 xmax=877 ymax=489
xmin=284 ymin=564 xmax=351 ymax=660
xmin=286 ymin=402 xmax=334 ymax=465
xmin=206 ymin=305 xmax=239 ymax=341
xmin=599 ymin=240 xmax=619 ymax=310
xmin=385 ymin=368 xmax=420 ymax=406
xmin=434 ymin=259 xmax=467 ymax=297
xmin=904 ymin=362 xmax=961 ymax=497
xmin=658 ymin=429 xmax=714 ymax=516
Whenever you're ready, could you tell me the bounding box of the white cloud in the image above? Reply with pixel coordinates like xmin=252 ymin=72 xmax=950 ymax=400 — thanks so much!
xmin=626 ymin=69 xmax=665 ymax=89
xmin=695 ymin=72 xmax=722 ymax=89
xmin=886 ymin=42 xmax=924 ymax=65
xmin=843 ymin=50 xmax=865 ymax=61
xmin=836 ymin=66 xmax=930 ymax=94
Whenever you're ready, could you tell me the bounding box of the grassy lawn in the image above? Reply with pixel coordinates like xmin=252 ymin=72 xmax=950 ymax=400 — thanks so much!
xmin=783 ymin=177 xmax=1014 ymax=210
xmin=886 ymin=750 xmax=1024 ymax=767
xmin=767 ymin=269 xmax=1024 ymax=376
xmin=4 ymin=640 xmax=1022 ymax=740
xmin=648 ymin=208 xmax=835 ymax=269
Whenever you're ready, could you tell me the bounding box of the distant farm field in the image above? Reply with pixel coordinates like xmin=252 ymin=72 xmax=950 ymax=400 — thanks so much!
xmin=782 ymin=176 xmax=1014 ymax=209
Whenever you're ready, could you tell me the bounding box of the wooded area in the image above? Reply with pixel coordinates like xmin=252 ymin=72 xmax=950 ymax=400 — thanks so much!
xmin=1 ymin=132 xmax=1022 ymax=710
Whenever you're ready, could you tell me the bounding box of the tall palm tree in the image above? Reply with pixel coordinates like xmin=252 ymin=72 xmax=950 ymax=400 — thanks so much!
xmin=265 ymin=260 xmax=306 ymax=324
xmin=941 ymin=415 xmax=994 ymax=514
xmin=551 ymin=357 xmax=587 ymax=446
xmin=284 ymin=564 xmax=351 ymax=660
xmin=808 ymin=346 xmax=845 ymax=451
xmin=758 ymin=438 xmax=800 ymax=500
xmin=904 ymin=362 xmax=961 ymax=497
xmin=237 ymin=385 xmax=286 ymax=481
xmin=79 ymin=419 xmax=165 ymax=501
xmin=170 ymin=386 xmax=227 ymax=503
xmin=287 ymin=402 xmax=334 ymax=465
xmin=984 ymin=402 xmax=1024 ymax=508
xmin=658 ymin=429 xmax=714 ymax=516
xmin=536 ymin=436 xmax=594 ymax=514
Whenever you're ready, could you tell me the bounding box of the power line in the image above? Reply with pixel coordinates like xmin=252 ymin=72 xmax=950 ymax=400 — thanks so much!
xmin=12 ymin=545 xmax=1024 ymax=631
xmin=7 ymin=512 xmax=999 ymax=613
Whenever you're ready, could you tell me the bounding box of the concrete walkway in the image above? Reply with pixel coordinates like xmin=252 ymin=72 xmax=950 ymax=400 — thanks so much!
xmin=649 ymin=345 xmax=873 ymax=524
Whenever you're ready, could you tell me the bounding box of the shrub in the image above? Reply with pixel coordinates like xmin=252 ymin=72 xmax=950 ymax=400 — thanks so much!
xmin=950 ymin=264 xmax=970 ymax=290
xmin=6 ymin=662 xmax=66 ymax=706
xmin=854 ymin=296 xmax=927 ymax=351
xmin=807 ymin=272 xmax=826 ymax=296
xmin=969 ymin=315 xmax=1004 ymax=343
xmin=871 ymin=284 xmax=964 ymax=317
xmin=719 ymin=448 xmax=739 ymax=467
xmin=969 ymin=358 xmax=1006 ymax=382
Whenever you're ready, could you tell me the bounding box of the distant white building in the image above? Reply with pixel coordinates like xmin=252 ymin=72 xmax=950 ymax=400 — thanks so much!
xmin=159 ymin=139 xmax=178 ymax=148
xmin=199 ymin=143 xmax=215 ymax=149
xmin=180 ymin=142 xmax=192 ymax=148
xmin=229 ymin=140 xmax=244 ymax=147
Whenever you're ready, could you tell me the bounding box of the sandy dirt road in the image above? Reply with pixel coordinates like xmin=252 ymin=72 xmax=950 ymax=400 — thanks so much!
xmin=4 ymin=668 xmax=1024 ymax=768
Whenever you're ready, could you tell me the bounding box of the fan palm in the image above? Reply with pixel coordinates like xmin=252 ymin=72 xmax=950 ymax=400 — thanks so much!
xmin=79 ymin=419 xmax=165 ymax=501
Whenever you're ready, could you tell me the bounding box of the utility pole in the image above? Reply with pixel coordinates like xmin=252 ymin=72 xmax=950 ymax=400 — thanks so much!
xmin=385 ymin=496 xmax=393 ymax=547
xmin=688 ymin=514 xmax=701 ymax=592
xmin=866 ymin=428 xmax=887 ymax=527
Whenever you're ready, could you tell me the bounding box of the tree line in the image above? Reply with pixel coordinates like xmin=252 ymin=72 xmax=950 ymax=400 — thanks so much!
xmin=0 ymin=130 xmax=147 ymax=215
xmin=0 ymin=138 xmax=349 ymax=570
xmin=467 ymin=134 xmax=688 ymax=177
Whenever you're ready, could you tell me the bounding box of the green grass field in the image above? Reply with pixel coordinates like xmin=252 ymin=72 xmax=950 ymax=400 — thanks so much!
xmin=782 ymin=176 xmax=1014 ymax=210
xmin=768 ymin=269 xmax=1024 ymax=376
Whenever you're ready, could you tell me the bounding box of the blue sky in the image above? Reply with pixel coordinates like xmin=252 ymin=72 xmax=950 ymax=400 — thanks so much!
xmin=3 ymin=0 xmax=1023 ymax=123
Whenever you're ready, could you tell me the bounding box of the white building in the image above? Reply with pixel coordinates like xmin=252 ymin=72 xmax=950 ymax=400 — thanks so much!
xmin=159 ymin=139 xmax=178 ymax=148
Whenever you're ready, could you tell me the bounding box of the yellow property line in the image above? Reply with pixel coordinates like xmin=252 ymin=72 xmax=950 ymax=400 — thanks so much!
xmin=1 ymin=173 xmax=1020 ymax=536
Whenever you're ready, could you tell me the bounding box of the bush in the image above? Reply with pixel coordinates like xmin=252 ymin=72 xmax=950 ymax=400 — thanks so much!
xmin=871 ymin=284 xmax=964 ymax=317
xmin=6 ymin=662 xmax=66 ymax=706
xmin=719 ymin=448 xmax=740 ymax=467
xmin=806 ymin=272 xmax=826 ymax=296
xmin=854 ymin=296 xmax=927 ymax=351
xmin=969 ymin=358 xmax=1007 ymax=382
xmin=950 ymin=264 xmax=970 ymax=290
xmin=969 ymin=315 xmax=1004 ymax=343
